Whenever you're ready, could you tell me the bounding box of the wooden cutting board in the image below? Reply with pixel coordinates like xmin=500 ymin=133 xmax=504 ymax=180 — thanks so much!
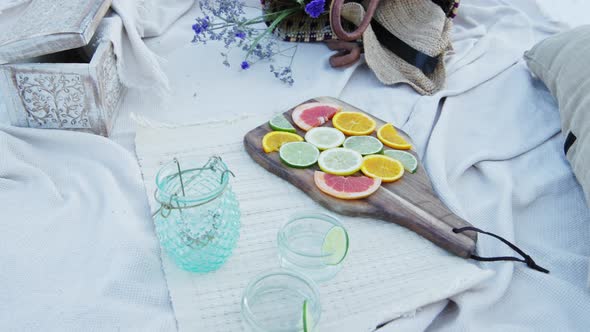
xmin=243 ymin=97 xmax=476 ymax=258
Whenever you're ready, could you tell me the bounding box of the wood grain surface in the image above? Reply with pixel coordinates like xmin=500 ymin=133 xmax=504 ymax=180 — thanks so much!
xmin=244 ymin=97 xmax=476 ymax=258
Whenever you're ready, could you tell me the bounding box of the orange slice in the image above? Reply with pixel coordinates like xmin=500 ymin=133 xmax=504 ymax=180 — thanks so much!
xmin=262 ymin=131 xmax=303 ymax=153
xmin=361 ymin=155 xmax=405 ymax=182
xmin=332 ymin=112 xmax=376 ymax=136
xmin=376 ymin=123 xmax=412 ymax=150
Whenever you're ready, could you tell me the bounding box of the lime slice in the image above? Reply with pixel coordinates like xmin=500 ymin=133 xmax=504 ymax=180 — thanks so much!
xmin=279 ymin=142 xmax=319 ymax=168
xmin=305 ymin=127 xmax=345 ymax=150
xmin=322 ymin=226 xmax=349 ymax=265
xmin=303 ymin=300 xmax=313 ymax=332
xmin=384 ymin=150 xmax=418 ymax=173
xmin=318 ymin=148 xmax=363 ymax=176
xmin=269 ymin=114 xmax=296 ymax=133
xmin=343 ymin=136 xmax=383 ymax=155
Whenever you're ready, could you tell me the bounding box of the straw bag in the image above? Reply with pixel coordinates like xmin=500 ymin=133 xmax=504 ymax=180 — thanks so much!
xmin=266 ymin=0 xmax=460 ymax=95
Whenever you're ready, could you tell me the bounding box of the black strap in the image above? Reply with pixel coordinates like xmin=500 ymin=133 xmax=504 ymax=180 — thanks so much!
xmin=453 ymin=226 xmax=549 ymax=274
xmin=564 ymin=131 xmax=577 ymax=155
xmin=370 ymin=19 xmax=439 ymax=76
xmin=431 ymin=0 xmax=458 ymax=17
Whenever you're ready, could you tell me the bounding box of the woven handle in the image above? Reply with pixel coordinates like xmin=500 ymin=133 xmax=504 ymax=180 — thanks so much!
xmin=329 ymin=0 xmax=381 ymax=41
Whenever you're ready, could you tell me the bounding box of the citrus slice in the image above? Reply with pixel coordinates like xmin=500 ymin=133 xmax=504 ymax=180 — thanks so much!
xmin=305 ymin=127 xmax=345 ymax=150
xmin=262 ymin=131 xmax=304 ymax=153
xmin=317 ymin=148 xmax=363 ymax=176
xmin=269 ymin=114 xmax=296 ymax=133
xmin=361 ymin=154 xmax=405 ymax=182
xmin=332 ymin=112 xmax=376 ymax=136
xmin=314 ymin=171 xmax=381 ymax=200
xmin=343 ymin=136 xmax=383 ymax=155
xmin=303 ymin=300 xmax=313 ymax=332
xmin=279 ymin=142 xmax=319 ymax=168
xmin=322 ymin=226 xmax=349 ymax=265
xmin=292 ymin=102 xmax=341 ymax=131
xmin=377 ymin=123 xmax=412 ymax=150
xmin=384 ymin=150 xmax=418 ymax=173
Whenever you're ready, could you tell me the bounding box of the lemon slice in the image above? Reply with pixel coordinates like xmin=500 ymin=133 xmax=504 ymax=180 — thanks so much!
xmin=361 ymin=154 xmax=405 ymax=182
xmin=332 ymin=112 xmax=376 ymax=136
xmin=279 ymin=142 xmax=319 ymax=168
xmin=305 ymin=127 xmax=345 ymax=150
xmin=384 ymin=150 xmax=418 ymax=173
xmin=343 ymin=136 xmax=383 ymax=155
xmin=318 ymin=148 xmax=363 ymax=176
xmin=377 ymin=123 xmax=412 ymax=150
xmin=322 ymin=226 xmax=349 ymax=265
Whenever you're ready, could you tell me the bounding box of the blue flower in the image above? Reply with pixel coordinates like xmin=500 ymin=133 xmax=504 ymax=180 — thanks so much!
xmin=192 ymin=17 xmax=210 ymax=34
xmin=241 ymin=61 xmax=250 ymax=70
xmin=304 ymin=0 xmax=325 ymax=19
xmin=235 ymin=31 xmax=246 ymax=39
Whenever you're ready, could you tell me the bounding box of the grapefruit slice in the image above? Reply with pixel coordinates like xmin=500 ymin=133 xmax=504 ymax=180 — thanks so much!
xmin=292 ymin=102 xmax=341 ymax=131
xmin=314 ymin=171 xmax=381 ymax=200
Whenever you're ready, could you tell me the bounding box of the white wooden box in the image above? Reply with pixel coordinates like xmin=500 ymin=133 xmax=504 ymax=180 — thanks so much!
xmin=0 ymin=0 xmax=124 ymax=136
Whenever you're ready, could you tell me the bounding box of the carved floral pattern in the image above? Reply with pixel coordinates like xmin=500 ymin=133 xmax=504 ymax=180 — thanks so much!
xmin=98 ymin=45 xmax=122 ymax=120
xmin=16 ymin=72 xmax=90 ymax=129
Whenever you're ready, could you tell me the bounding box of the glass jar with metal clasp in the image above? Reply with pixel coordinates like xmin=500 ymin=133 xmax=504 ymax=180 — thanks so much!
xmin=152 ymin=156 xmax=240 ymax=272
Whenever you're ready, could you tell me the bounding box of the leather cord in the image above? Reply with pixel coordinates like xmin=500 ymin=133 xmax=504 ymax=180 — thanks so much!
xmin=453 ymin=226 xmax=550 ymax=274
xmin=325 ymin=40 xmax=362 ymax=67
xmin=330 ymin=0 xmax=381 ymax=41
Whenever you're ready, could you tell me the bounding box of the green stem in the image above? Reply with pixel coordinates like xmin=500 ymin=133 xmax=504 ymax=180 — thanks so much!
xmin=209 ymin=8 xmax=295 ymax=32
xmin=245 ymin=8 xmax=297 ymax=59
xmin=288 ymin=44 xmax=299 ymax=67
xmin=208 ymin=20 xmax=267 ymax=31
xmin=242 ymin=9 xmax=291 ymax=25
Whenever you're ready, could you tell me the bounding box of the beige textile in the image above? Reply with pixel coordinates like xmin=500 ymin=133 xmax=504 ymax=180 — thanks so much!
xmin=524 ymin=25 xmax=590 ymax=287
xmin=342 ymin=0 xmax=452 ymax=95
xmin=524 ymin=26 xmax=590 ymax=207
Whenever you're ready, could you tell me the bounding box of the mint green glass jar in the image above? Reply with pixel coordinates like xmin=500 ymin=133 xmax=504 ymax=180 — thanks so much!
xmin=153 ymin=156 xmax=240 ymax=272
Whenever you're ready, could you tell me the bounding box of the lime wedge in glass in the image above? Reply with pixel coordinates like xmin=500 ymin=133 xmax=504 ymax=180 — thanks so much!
xmin=269 ymin=114 xmax=296 ymax=133
xmin=279 ymin=142 xmax=320 ymax=168
xmin=321 ymin=226 xmax=349 ymax=266
xmin=384 ymin=150 xmax=418 ymax=173
xmin=343 ymin=135 xmax=384 ymax=155
xmin=303 ymin=300 xmax=313 ymax=332
xmin=318 ymin=148 xmax=363 ymax=176
xmin=305 ymin=127 xmax=345 ymax=150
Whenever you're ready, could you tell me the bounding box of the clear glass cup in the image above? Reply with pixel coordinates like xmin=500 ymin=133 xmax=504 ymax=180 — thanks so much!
xmin=278 ymin=211 xmax=349 ymax=282
xmin=241 ymin=269 xmax=321 ymax=332
xmin=152 ymin=156 xmax=240 ymax=272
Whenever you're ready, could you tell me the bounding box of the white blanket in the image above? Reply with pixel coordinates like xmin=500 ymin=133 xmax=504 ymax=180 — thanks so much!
xmin=135 ymin=116 xmax=492 ymax=332
xmin=0 ymin=125 xmax=176 ymax=330
xmin=1 ymin=0 xmax=590 ymax=331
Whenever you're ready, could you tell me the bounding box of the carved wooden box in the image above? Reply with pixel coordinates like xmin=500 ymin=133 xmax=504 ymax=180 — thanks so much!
xmin=0 ymin=0 xmax=124 ymax=136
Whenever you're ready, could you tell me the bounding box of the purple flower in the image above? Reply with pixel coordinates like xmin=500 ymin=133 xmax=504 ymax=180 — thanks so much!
xmin=235 ymin=31 xmax=246 ymax=39
xmin=192 ymin=17 xmax=210 ymax=34
xmin=241 ymin=61 xmax=250 ymax=70
xmin=304 ymin=0 xmax=325 ymax=19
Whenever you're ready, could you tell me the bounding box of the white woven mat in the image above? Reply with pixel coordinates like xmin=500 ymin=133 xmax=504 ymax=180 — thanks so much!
xmin=135 ymin=115 xmax=493 ymax=332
